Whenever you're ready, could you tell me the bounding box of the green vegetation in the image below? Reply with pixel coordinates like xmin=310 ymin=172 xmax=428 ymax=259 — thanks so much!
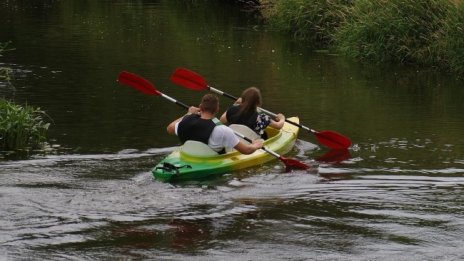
xmin=445 ymin=2 xmax=464 ymax=73
xmin=334 ymin=0 xmax=451 ymax=65
xmin=266 ymin=0 xmax=352 ymax=46
xmin=0 ymin=42 xmax=12 ymax=81
xmin=1 ymin=42 xmax=50 ymax=153
xmin=264 ymin=0 xmax=464 ymax=74
xmin=0 ymin=98 xmax=50 ymax=152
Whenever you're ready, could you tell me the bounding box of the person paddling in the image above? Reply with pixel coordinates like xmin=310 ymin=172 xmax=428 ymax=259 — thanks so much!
xmin=220 ymin=87 xmax=285 ymax=139
xmin=167 ymin=94 xmax=263 ymax=154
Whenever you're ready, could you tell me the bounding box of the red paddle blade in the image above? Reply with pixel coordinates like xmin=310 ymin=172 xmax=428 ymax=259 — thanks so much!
xmin=316 ymin=149 xmax=351 ymax=163
xmin=315 ymin=130 xmax=352 ymax=149
xmin=118 ymin=71 xmax=160 ymax=96
xmin=170 ymin=68 xmax=208 ymax=91
xmin=280 ymin=156 xmax=310 ymax=171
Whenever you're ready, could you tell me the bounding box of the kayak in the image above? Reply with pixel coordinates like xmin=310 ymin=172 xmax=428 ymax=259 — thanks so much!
xmin=152 ymin=117 xmax=300 ymax=182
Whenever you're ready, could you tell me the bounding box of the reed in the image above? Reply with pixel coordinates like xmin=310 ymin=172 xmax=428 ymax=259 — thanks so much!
xmin=0 ymin=99 xmax=50 ymax=151
xmin=266 ymin=0 xmax=352 ymax=46
xmin=333 ymin=0 xmax=452 ymax=64
xmin=444 ymin=2 xmax=464 ymax=73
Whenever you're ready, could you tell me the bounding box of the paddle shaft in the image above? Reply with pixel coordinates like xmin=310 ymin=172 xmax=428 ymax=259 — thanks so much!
xmin=160 ymin=93 xmax=190 ymax=109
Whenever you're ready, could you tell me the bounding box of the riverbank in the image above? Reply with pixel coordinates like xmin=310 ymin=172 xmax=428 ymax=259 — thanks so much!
xmin=259 ymin=0 xmax=464 ymax=75
xmin=1 ymin=41 xmax=50 ymax=157
xmin=0 ymin=98 xmax=50 ymax=155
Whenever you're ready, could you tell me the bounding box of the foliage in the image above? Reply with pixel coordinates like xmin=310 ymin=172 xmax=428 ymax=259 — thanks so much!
xmin=0 ymin=42 xmax=13 ymax=81
xmin=444 ymin=2 xmax=464 ymax=73
xmin=0 ymin=98 xmax=50 ymax=151
xmin=266 ymin=0 xmax=353 ymax=46
xmin=333 ymin=0 xmax=452 ymax=64
xmin=0 ymin=67 xmax=11 ymax=82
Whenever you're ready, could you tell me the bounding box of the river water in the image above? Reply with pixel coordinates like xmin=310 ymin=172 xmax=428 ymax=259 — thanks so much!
xmin=1 ymin=1 xmax=464 ymax=260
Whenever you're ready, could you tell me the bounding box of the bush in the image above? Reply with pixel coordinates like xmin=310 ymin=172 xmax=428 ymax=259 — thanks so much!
xmin=0 ymin=99 xmax=50 ymax=151
xmin=333 ymin=0 xmax=452 ymax=64
xmin=267 ymin=0 xmax=353 ymax=46
xmin=445 ymin=2 xmax=464 ymax=73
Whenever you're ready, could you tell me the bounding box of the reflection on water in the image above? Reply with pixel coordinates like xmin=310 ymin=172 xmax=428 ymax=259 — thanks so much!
xmin=1 ymin=0 xmax=464 ymax=260
xmin=1 ymin=142 xmax=464 ymax=259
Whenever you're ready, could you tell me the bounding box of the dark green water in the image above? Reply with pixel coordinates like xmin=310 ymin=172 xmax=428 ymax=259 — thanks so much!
xmin=1 ymin=1 xmax=464 ymax=260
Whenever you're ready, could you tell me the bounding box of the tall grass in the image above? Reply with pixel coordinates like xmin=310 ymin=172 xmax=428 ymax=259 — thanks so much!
xmin=445 ymin=2 xmax=464 ymax=73
xmin=333 ymin=0 xmax=452 ymax=64
xmin=263 ymin=0 xmax=464 ymax=74
xmin=266 ymin=0 xmax=353 ymax=46
xmin=0 ymin=99 xmax=50 ymax=151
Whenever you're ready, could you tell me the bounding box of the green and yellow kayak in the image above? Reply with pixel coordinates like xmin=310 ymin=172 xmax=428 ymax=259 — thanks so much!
xmin=152 ymin=117 xmax=300 ymax=182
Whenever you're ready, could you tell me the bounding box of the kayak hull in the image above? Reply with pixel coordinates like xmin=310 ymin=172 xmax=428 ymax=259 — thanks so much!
xmin=152 ymin=117 xmax=300 ymax=182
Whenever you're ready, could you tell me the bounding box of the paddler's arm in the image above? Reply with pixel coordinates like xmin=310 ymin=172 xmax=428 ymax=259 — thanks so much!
xmin=234 ymin=139 xmax=263 ymax=155
xmin=268 ymin=113 xmax=286 ymax=129
xmin=219 ymin=111 xmax=228 ymax=125
xmin=219 ymin=125 xmax=263 ymax=155
xmin=167 ymin=106 xmax=200 ymax=135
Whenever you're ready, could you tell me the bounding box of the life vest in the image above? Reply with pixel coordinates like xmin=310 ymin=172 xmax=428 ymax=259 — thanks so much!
xmin=177 ymin=114 xmax=217 ymax=144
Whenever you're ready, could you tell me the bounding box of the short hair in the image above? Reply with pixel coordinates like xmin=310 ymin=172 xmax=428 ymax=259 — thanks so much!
xmin=200 ymin=94 xmax=219 ymax=114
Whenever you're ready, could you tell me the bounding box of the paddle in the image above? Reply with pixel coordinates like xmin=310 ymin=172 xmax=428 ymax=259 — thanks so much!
xmin=170 ymin=67 xmax=352 ymax=150
xmin=117 ymin=71 xmax=310 ymax=171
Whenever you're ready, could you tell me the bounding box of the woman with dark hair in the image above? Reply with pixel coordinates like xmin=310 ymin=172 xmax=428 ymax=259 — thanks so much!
xmin=220 ymin=87 xmax=285 ymax=139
